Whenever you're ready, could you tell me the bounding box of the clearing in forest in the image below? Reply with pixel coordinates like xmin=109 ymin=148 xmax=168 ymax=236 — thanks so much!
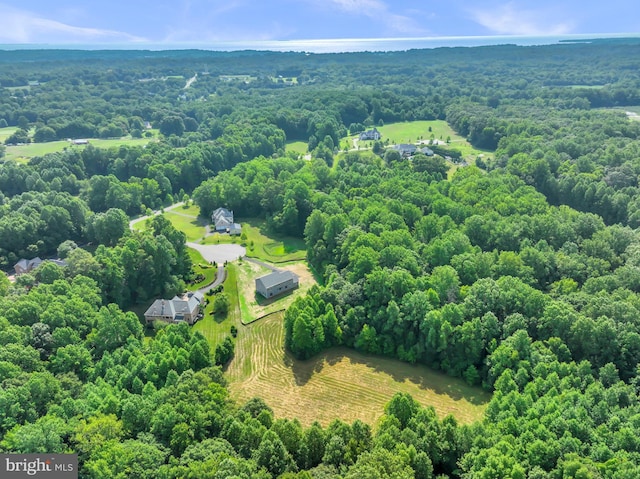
xmin=235 ymin=259 xmax=316 ymax=323
xmin=2 ymin=136 xmax=157 ymax=163
xmin=225 ymin=311 xmax=490 ymax=427
xmin=342 ymin=120 xmax=492 ymax=162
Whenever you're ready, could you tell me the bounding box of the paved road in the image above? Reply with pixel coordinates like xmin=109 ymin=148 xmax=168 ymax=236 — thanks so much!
xmin=196 ymin=265 xmax=226 ymax=294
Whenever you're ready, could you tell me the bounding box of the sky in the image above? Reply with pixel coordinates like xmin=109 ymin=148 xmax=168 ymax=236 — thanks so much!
xmin=0 ymin=0 xmax=638 ymax=45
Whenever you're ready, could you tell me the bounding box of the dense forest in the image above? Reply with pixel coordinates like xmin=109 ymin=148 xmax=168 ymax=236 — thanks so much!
xmin=2 ymin=38 xmax=640 ymax=477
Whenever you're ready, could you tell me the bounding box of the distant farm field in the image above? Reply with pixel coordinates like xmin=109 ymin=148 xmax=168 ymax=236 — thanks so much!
xmin=3 ymin=136 xmax=156 ymax=162
xmin=226 ymin=312 xmax=490 ymax=427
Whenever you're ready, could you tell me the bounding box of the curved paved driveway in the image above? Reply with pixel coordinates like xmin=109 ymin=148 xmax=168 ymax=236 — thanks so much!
xmin=187 ymin=242 xmax=246 ymax=266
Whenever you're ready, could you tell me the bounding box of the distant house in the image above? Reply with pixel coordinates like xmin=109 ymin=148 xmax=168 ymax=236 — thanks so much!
xmin=69 ymin=139 xmax=89 ymax=145
xmin=256 ymin=270 xmax=299 ymax=299
xmin=14 ymin=257 xmax=42 ymax=275
xmin=391 ymin=143 xmax=418 ymax=156
xmin=144 ymin=291 xmax=204 ymax=325
xmin=359 ymin=128 xmax=381 ymax=141
xmin=212 ymin=207 xmax=242 ymax=235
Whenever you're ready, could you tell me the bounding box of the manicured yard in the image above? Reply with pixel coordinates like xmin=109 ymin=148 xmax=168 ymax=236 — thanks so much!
xmin=163 ymin=210 xmax=208 ymax=242
xmin=187 ymin=248 xmax=218 ymax=289
xmin=203 ymin=218 xmax=307 ymax=263
xmin=193 ymin=263 xmax=241 ymax=346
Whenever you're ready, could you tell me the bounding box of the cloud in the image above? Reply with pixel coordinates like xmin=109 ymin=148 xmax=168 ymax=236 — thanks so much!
xmin=323 ymin=0 xmax=429 ymax=35
xmin=0 ymin=4 xmax=146 ymax=43
xmin=469 ymin=2 xmax=573 ymax=35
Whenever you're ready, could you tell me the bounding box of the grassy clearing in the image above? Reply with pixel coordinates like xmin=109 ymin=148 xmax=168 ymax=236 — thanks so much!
xmin=603 ymin=107 xmax=640 ymax=121
xmin=0 ymin=127 xmax=18 ymax=143
xmin=3 ymin=136 xmax=156 ymax=162
xmin=340 ymin=120 xmax=492 ymax=162
xmin=164 ymin=210 xmax=208 ymax=242
xmin=226 ymin=312 xmax=490 ymax=427
xmin=285 ymin=141 xmax=308 ymax=155
xmin=235 ymin=260 xmax=316 ymax=323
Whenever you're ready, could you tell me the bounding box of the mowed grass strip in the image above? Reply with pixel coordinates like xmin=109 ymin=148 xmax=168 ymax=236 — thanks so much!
xmin=193 ymin=263 xmax=241 ymax=348
xmin=226 ymin=312 xmax=490 ymax=427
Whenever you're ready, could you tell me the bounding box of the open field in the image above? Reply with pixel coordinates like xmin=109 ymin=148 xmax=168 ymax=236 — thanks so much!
xmin=3 ymin=136 xmax=156 ymax=162
xmin=340 ymin=120 xmax=492 ymax=162
xmin=226 ymin=312 xmax=490 ymax=427
xmin=0 ymin=126 xmax=18 ymax=143
xmin=236 ymin=260 xmax=316 ymax=323
xmin=285 ymin=141 xmax=308 ymax=155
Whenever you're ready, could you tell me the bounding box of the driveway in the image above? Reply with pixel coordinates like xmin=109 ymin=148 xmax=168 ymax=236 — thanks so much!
xmin=187 ymin=242 xmax=246 ymax=266
xmin=129 ymin=201 xmax=184 ymax=229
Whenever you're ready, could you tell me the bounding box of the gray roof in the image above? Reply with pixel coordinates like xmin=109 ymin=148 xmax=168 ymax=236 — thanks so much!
xmin=145 ymin=292 xmax=203 ymax=319
xmin=256 ymin=270 xmax=298 ymax=290
xmin=15 ymin=257 xmax=42 ymax=270
xmin=144 ymin=299 xmax=176 ymax=318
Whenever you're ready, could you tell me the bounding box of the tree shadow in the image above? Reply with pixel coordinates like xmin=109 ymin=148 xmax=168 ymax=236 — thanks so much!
xmin=254 ymin=289 xmax=295 ymax=307
xmin=288 ymin=346 xmax=491 ymax=406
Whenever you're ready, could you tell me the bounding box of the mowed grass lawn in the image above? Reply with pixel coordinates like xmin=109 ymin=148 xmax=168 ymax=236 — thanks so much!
xmin=193 ymin=263 xmax=241 ymax=347
xmin=226 ymin=311 xmax=490 ymax=427
xmin=203 ymin=218 xmax=307 ymax=263
xmin=285 ymin=141 xmax=308 ymax=155
xmin=187 ymin=248 xmax=218 ymax=290
xmin=0 ymin=126 xmax=18 ymax=143
xmin=341 ymin=120 xmax=493 ymax=162
xmin=3 ymin=136 xmax=156 ymax=162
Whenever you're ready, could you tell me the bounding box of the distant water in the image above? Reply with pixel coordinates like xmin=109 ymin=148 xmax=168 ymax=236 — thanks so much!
xmin=1 ymin=33 xmax=639 ymax=53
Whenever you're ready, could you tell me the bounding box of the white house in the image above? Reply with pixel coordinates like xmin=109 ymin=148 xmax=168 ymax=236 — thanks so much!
xmin=359 ymin=128 xmax=381 ymax=141
xmin=212 ymin=207 xmax=241 ymax=235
